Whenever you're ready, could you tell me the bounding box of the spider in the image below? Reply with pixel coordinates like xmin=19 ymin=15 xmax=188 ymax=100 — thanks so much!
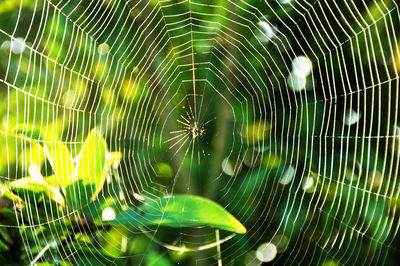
xmin=166 ymin=104 xmax=214 ymax=160
xmin=191 ymin=121 xmax=205 ymax=139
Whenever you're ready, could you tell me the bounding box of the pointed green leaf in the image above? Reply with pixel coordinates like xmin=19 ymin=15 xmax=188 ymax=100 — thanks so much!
xmin=65 ymin=130 xmax=107 ymax=210
xmin=106 ymin=195 xmax=246 ymax=234
xmin=44 ymin=142 xmax=75 ymax=189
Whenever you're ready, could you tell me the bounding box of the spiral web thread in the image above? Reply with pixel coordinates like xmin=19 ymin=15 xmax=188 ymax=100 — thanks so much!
xmin=0 ymin=0 xmax=400 ymax=265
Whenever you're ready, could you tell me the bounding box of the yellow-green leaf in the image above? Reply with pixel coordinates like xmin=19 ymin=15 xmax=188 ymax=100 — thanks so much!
xmin=13 ymin=124 xmax=74 ymax=190
xmin=10 ymin=176 xmax=64 ymax=206
xmin=44 ymin=142 xmax=75 ymax=188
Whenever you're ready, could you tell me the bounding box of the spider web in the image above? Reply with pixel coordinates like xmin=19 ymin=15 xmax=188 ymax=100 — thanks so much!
xmin=0 ymin=0 xmax=400 ymax=265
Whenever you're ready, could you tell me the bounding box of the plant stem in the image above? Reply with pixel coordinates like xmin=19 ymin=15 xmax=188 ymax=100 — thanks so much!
xmin=30 ymin=240 xmax=56 ymax=265
xmin=216 ymin=229 xmax=222 ymax=266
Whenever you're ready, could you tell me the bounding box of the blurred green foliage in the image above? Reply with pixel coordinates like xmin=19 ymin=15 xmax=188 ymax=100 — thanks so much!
xmin=0 ymin=0 xmax=399 ymax=265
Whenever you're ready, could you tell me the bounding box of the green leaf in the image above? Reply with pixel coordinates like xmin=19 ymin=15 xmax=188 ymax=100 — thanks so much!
xmin=106 ymin=195 xmax=247 ymax=234
xmin=12 ymin=124 xmax=45 ymax=141
xmin=65 ymin=130 xmax=107 ymax=210
xmin=10 ymin=176 xmax=64 ymax=206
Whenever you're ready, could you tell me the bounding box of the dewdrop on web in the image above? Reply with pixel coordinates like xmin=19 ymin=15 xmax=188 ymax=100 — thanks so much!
xmin=133 ymin=193 xmax=145 ymax=202
xmin=302 ymin=176 xmax=315 ymax=192
xmin=279 ymin=165 xmax=295 ymax=185
xmin=11 ymin=37 xmax=26 ymax=54
xmin=302 ymin=171 xmax=319 ymax=193
xmin=287 ymin=71 xmax=306 ymax=92
xmin=98 ymin=43 xmax=109 ymax=55
xmin=288 ymin=56 xmax=313 ymax=92
xmin=257 ymin=21 xmax=276 ymax=43
xmin=292 ymin=56 xmax=312 ymax=77
xmin=342 ymin=108 xmax=360 ymax=126
xmin=256 ymin=242 xmax=278 ymax=263
xmin=221 ymin=157 xmax=235 ymax=176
